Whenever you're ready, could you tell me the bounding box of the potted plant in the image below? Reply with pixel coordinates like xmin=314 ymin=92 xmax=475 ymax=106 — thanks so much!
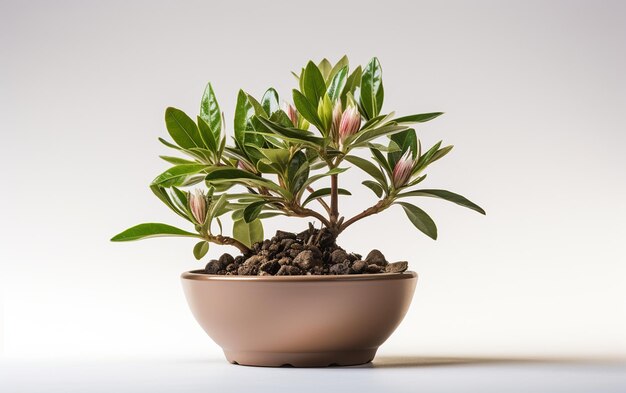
xmin=112 ymin=56 xmax=485 ymax=367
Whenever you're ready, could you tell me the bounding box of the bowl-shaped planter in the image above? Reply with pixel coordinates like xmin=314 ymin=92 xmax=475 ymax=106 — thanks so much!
xmin=181 ymin=270 xmax=418 ymax=367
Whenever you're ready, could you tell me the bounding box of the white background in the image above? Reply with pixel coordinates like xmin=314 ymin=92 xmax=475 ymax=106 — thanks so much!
xmin=1 ymin=0 xmax=625 ymax=390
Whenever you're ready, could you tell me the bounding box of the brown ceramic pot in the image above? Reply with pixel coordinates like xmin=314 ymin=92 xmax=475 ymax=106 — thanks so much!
xmin=181 ymin=270 xmax=418 ymax=367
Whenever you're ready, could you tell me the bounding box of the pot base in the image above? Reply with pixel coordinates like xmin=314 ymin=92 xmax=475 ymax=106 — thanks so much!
xmin=224 ymin=348 xmax=377 ymax=367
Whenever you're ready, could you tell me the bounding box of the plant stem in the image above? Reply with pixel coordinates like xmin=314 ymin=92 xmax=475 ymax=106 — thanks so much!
xmin=339 ymin=198 xmax=391 ymax=234
xmin=306 ymin=186 xmax=331 ymax=214
xmin=209 ymin=234 xmax=251 ymax=254
xmin=288 ymin=204 xmax=332 ymax=228
xmin=330 ymin=174 xmax=338 ymax=223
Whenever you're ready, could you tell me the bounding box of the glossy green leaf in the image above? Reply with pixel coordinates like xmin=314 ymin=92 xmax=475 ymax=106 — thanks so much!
xmin=193 ymin=241 xmax=209 ymax=260
xmin=261 ymin=88 xmax=280 ymax=116
xmin=397 ymin=189 xmax=485 ymax=215
xmin=152 ymin=164 xmax=208 ymax=187
xmin=234 ymin=90 xmax=263 ymax=148
xmin=243 ymin=200 xmax=266 ymax=223
xmin=362 ymin=180 xmax=384 ymax=198
xmin=165 ymin=107 xmax=203 ymax=149
xmin=344 ymin=155 xmax=387 ymax=186
xmin=414 ymin=141 xmax=442 ymax=173
xmin=389 ymin=128 xmax=417 ymax=168
xmin=341 ymin=66 xmax=361 ymax=106
xmin=158 ymin=137 xmax=182 ymax=151
xmin=327 ymin=66 xmax=348 ymax=102
xmin=292 ymin=89 xmax=323 ymax=130
xmin=197 ymin=116 xmax=218 ymax=154
xmin=394 ymin=112 xmax=443 ymax=124
xmin=287 ymin=150 xmax=309 ymax=194
xmin=318 ymin=58 xmax=332 ymax=81
xmin=159 ymin=155 xmax=196 ymax=165
xmin=204 ymin=167 xmax=288 ymax=196
xmin=150 ymin=184 xmax=189 ymax=220
xmin=317 ymin=93 xmax=333 ymax=134
xmin=255 ymin=116 xmax=325 ymax=147
xmin=360 ymin=58 xmax=384 ymax=119
xmin=370 ymin=147 xmax=393 ymax=177
xmin=303 ymin=61 xmax=326 ymax=105
xmin=200 ymin=82 xmax=221 ymax=136
xmin=328 ymin=55 xmax=349 ymax=83
xmin=111 ymin=223 xmax=198 ymax=242
xmin=431 ymin=145 xmax=454 ymax=163
xmin=302 ymin=187 xmax=351 ymax=207
xmin=349 ymin=124 xmax=408 ymax=147
xmin=396 ymin=202 xmax=437 ymax=240
xmin=233 ymin=219 xmax=263 ymax=247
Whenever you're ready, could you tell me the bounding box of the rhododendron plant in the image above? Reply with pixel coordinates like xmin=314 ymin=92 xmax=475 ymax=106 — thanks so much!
xmin=112 ymin=56 xmax=485 ymax=261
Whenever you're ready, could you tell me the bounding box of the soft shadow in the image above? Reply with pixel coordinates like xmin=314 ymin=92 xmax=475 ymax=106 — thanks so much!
xmin=361 ymin=355 xmax=626 ymax=369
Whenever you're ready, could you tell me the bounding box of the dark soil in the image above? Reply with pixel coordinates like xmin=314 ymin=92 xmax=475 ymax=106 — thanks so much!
xmin=203 ymin=226 xmax=409 ymax=276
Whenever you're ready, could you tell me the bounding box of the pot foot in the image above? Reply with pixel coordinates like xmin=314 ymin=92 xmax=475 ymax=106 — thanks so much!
xmin=224 ymin=348 xmax=378 ymax=367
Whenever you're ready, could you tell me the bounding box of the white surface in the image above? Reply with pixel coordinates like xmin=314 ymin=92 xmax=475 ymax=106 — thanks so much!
xmin=1 ymin=356 xmax=625 ymax=393
xmin=1 ymin=1 xmax=626 ymax=389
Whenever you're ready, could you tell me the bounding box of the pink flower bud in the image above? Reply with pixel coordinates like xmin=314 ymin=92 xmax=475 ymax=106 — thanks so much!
xmin=392 ymin=150 xmax=414 ymax=188
xmin=189 ymin=189 xmax=207 ymax=224
xmin=237 ymin=160 xmax=255 ymax=172
xmin=283 ymin=103 xmax=299 ymax=127
xmin=331 ymin=101 xmax=342 ymax=142
xmin=338 ymin=106 xmax=361 ymax=148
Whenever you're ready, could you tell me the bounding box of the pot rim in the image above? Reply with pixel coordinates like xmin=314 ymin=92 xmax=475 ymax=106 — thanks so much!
xmin=181 ymin=270 xmax=417 ymax=282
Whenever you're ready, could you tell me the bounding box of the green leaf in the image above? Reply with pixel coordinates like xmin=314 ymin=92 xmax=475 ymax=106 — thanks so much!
xmin=233 ymin=219 xmax=263 ymax=248
xmin=159 ymin=155 xmax=196 ymax=165
xmin=341 ymin=66 xmax=361 ymax=107
xmin=328 ymin=55 xmax=349 ymax=83
xmin=397 ymin=189 xmax=485 ymax=215
xmin=389 ymin=128 xmax=417 ymax=168
xmin=287 ymin=150 xmax=309 ymax=194
xmin=111 ymin=223 xmax=198 ymax=242
xmin=362 ymin=180 xmax=384 ymax=198
xmin=303 ymin=61 xmax=326 ymax=105
xmin=292 ymin=89 xmax=323 ymax=130
xmin=234 ymin=90 xmax=263 ymax=148
xmin=317 ymin=93 xmax=333 ymax=134
xmin=327 ymin=66 xmax=348 ymax=102
xmin=205 ymin=167 xmax=289 ymax=197
xmin=197 ymin=116 xmax=218 ymax=154
xmin=318 ymin=58 xmax=332 ymax=81
xmin=431 ymin=145 xmax=454 ymax=163
xmin=255 ymin=116 xmax=325 ymax=147
xmin=199 ymin=82 xmax=222 ymax=136
xmin=193 ymin=241 xmax=210 ymax=260
xmin=243 ymin=200 xmax=266 ymax=223
xmin=370 ymin=147 xmax=393 ymax=178
xmin=158 ymin=137 xmax=182 ymax=151
xmin=349 ymin=124 xmax=409 ymax=147
xmin=297 ymin=167 xmax=349 ymax=198
xmin=344 ymin=155 xmax=387 ymax=187
xmin=360 ymin=57 xmax=384 ymax=119
xmin=394 ymin=112 xmax=444 ymax=124
xmin=149 ymin=184 xmax=188 ymax=220
xmin=302 ymin=187 xmax=351 ymax=207
xmin=152 ymin=164 xmax=208 ymax=187
xmin=414 ymin=141 xmax=443 ymax=173
xmin=165 ymin=107 xmax=203 ymax=149
xmin=396 ymin=202 xmax=437 ymax=240
xmin=261 ymin=88 xmax=280 ymax=116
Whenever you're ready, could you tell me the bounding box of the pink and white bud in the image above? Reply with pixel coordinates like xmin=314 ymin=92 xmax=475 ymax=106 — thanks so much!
xmin=283 ymin=103 xmax=299 ymax=127
xmin=392 ymin=150 xmax=414 ymax=188
xmin=189 ymin=189 xmax=207 ymax=224
xmin=237 ymin=160 xmax=255 ymax=172
xmin=331 ymin=101 xmax=342 ymax=142
xmin=338 ymin=105 xmax=361 ymax=148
